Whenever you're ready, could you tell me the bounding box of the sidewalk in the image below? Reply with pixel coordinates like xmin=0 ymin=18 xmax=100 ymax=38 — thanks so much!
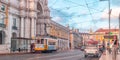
xmin=99 ymin=50 xmax=120 ymax=60
xmin=0 ymin=49 xmax=72 ymax=56
xmin=0 ymin=51 xmax=30 ymax=56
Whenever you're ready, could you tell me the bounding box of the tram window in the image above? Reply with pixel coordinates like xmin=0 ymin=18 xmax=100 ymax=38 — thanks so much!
xmin=41 ymin=39 xmax=44 ymax=44
xmin=45 ymin=39 xmax=47 ymax=45
xmin=37 ymin=40 xmax=40 ymax=44
xmin=49 ymin=42 xmax=55 ymax=45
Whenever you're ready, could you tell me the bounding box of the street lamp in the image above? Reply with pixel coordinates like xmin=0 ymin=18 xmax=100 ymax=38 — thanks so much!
xmin=108 ymin=0 xmax=111 ymax=48
xmin=119 ymin=14 xmax=120 ymax=51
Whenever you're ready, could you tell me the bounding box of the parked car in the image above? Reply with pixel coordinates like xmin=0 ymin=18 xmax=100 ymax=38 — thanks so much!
xmin=84 ymin=45 xmax=100 ymax=58
xmin=80 ymin=46 xmax=85 ymax=51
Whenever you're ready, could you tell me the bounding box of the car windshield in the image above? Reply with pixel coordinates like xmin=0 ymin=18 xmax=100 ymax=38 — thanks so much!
xmin=85 ymin=44 xmax=98 ymax=49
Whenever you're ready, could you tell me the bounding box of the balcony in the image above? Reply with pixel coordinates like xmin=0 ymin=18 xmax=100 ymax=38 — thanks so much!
xmin=12 ymin=26 xmax=18 ymax=30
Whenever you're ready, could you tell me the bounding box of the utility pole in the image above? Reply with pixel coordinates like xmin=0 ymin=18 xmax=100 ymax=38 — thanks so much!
xmin=108 ymin=0 xmax=111 ymax=48
xmin=119 ymin=14 xmax=120 ymax=51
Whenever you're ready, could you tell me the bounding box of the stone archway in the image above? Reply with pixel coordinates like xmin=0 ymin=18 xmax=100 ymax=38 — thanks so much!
xmin=11 ymin=32 xmax=17 ymax=51
xmin=37 ymin=2 xmax=43 ymax=15
xmin=36 ymin=2 xmax=44 ymax=36
xmin=12 ymin=32 xmax=17 ymax=38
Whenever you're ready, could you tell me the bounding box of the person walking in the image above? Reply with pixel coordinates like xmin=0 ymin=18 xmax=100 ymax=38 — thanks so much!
xmin=112 ymin=39 xmax=118 ymax=60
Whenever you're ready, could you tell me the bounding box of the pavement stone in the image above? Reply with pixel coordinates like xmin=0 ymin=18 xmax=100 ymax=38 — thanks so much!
xmin=0 ymin=49 xmax=71 ymax=56
xmin=99 ymin=50 xmax=120 ymax=60
xmin=0 ymin=52 xmax=30 ymax=56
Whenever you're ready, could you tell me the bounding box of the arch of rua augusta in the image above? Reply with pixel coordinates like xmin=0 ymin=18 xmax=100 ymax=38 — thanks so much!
xmin=0 ymin=0 xmax=51 ymax=53
xmin=0 ymin=0 xmax=70 ymax=53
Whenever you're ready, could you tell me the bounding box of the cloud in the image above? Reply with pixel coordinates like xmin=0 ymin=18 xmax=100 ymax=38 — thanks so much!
xmin=49 ymin=7 xmax=76 ymax=25
xmin=112 ymin=0 xmax=120 ymax=6
xmin=101 ymin=7 xmax=120 ymax=19
xmin=52 ymin=16 xmax=63 ymax=22
xmin=48 ymin=0 xmax=120 ymax=32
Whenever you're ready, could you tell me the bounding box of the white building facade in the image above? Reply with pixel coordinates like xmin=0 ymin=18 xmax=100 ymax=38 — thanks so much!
xmin=0 ymin=0 xmax=50 ymax=53
xmin=50 ymin=20 xmax=70 ymax=50
xmin=70 ymin=29 xmax=83 ymax=49
xmin=0 ymin=0 xmax=70 ymax=53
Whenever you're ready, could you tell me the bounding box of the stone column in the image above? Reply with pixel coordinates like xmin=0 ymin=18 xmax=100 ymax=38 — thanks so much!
xmin=41 ymin=23 xmax=45 ymax=35
xmin=24 ymin=17 xmax=30 ymax=38
xmin=34 ymin=18 xmax=36 ymax=40
xmin=19 ymin=0 xmax=25 ymax=50
xmin=24 ymin=17 xmax=30 ymax=51
xmin=31 ymin=18 xmax=35 ymax=39
xmin=18 ymin=17 xmax=25 ymax=49
xmin=20 ymin=17 xmax=24 ymax=37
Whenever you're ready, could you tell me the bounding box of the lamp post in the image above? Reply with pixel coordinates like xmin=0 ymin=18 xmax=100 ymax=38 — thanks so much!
xmin=108 ymin=0 xmax=111 ymax=48
xmin=119 ymin=14 xmax=120 ymax=51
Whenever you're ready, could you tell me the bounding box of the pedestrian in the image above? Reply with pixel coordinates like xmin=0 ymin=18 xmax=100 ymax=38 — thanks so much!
xmin=18 ymin=48 xmax=21 ymax=52
xmin=30 ymin=43 xmax=35 ymax=53
xmin=99 ymin=45 xmax=103 ymax=53
xmin=107 ymin=43 xmax=111 ymax=54
xmin=102 ymin=40 xmax=105 ymax=51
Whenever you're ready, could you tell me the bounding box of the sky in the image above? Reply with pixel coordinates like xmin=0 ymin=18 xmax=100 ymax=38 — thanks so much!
xmin=48 ymin=0 xmax=120 ymax=32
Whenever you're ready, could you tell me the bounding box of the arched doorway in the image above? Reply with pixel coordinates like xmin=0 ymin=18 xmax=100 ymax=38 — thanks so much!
xmin=11 ymin=32 xmax=17 ymax=51
xmin=12 ymin=32 xmax=17 ymax=38
xmin=0 ymin=31 xmax=5 ymax=44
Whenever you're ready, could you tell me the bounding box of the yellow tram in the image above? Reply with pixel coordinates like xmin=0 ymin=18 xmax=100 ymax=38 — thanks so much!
xmin=31 ymin=38 xmax=58 ymax=52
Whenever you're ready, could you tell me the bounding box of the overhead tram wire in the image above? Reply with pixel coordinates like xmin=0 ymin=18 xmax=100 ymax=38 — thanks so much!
xmin=70 ymin=18 xmax=104 ymax=25
xmin=65 ymin=0 xmax=100 ymax=9
xmin=49 ymin=0 xmax=58 ymax=7
xmin=65 ymin=0 xmax=117 ymax=28
xmin=85 ymin=0 xmax=96 ymax=27
xmin=49 ymin=1 xmax=104 ymax=17
xmin=50 ymin=6 xmax=104 ymax=18
xmin=64 ymin=0 xmax=117 ymax=18
xmin=52 ymin=0 xmax=100 ymax=11
xmin=64 ymin=0 xmax=100 ymax=11
xmin=50 ymin=8 xmax=105 ymax=25
xmin=87 ymin=0 xmax=99 ymax=5
xmin=50 ymin=0 xmax=111 ymax=18
xmin=49 ymin=0 xmax=109 ymax=25
xmin=50 ymin=8 xmax=73 ymax=17
xmin=50 ymin=0 xmax=117 ymax=26
xmin=51 ymin=5 xmax=80 ymax=11
xmin=65 ymin=0 xmax=105 ymax=21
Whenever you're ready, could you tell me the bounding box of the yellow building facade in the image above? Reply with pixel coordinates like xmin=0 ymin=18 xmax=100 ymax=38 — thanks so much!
xmin=48 ymin=20 xmax=70 ymax=50
xmin=94 ymin=28 xmax=119 ymax=43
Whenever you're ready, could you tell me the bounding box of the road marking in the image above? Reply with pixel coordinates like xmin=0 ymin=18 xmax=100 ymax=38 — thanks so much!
xmin=27 ymin=50 xmax=83 ymax=60
xmin=50 ymin=54 xmax=83 ymax=60
xmin=39 ymin=52 xmax=81 ymax=58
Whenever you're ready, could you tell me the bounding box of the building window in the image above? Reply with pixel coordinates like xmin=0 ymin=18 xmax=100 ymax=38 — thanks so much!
xmin=41 ymin=39 xmax=44 ymax=44
xmin=0 ymin=14 xmax=5 ymax=24
xmin=13 ymin=18 xmax=16 ymax=26
xmin=0 ymin=32 xmax=2 ymax=44
xmin=0 ymin=31 xmax=5 ymax=44
xmin=1 ymin=5 xmax=5 ymax=11
xmin=12 ymin=18 xmax=17 ymax=30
